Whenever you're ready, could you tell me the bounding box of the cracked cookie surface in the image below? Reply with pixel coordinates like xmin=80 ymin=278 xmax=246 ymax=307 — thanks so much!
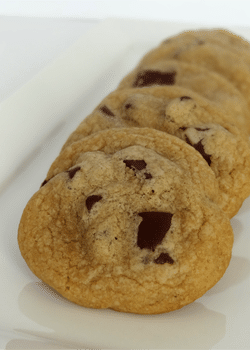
xmin=137 ymin=35 xmax=250 ymax=133
xmin=60 ymin=85 xmax=248 ymax=151
xmin=175 ymin=122 xmax=250 ymax=217
xmin=117 ymin=59 xmax=248 ymax=126
xmin=160 ymin=29 xmax=250 ymax=65
xmin=58 ymin=89 xmax=250 ymax=217
xmin=18 ymin=128 xmax=233 ymax=314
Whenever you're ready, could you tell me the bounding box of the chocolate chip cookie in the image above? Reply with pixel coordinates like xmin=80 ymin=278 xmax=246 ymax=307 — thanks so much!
xmin=18 ymin=128 xmax=233 ymax=314
xmin=18 ymin=28 xmax=250 ymax=314
xmin=161 ymin=29 xmax=250 ymax=62
xmin=175 ymin=122 xmax=250 ymax=217
xmin=117 ymin=60 xmax=248 ymax=127
xmin=137 ymin=36 xmax=250 ymax=133
xmin=61 ymin=85 xmax=248 ymax=152
xmin=58 ymin=88 xmax=250 ymax=217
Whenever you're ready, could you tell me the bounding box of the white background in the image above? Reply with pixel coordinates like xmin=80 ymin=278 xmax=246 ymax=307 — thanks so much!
xmin=1 ymin=0 xmax=250 ymax=24
xmin=1 ymin=0 xmax=250 ymax=103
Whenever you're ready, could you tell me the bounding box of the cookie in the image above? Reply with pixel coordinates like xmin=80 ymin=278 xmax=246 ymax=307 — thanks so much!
xmin=122 ymin=96 xmax=250 ymax=218
xmin=58 ymin=88 xmax=250 ymax=217
xmin=137 ymin=38 xmax=250 ymax=133
xmin=116 ymin=59 xmax=248 ymax=127
xmin=60 ymin=85 xmax=248 ymax=152
xmin=46 ymin=128 xmax=218 ymax=201
xmin=18 ymin=128 xmax=233 ymax=314
xmin=175 ymin=122 xmax=250 ymax=217
xmin=161 ymin=29 xmax=250 ymax=63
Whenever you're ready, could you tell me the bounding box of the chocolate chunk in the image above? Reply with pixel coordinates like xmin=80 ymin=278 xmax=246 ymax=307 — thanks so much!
xmin=144 ymin=172 xmax=153 ymax=179
xmin=180 ymin=96 xmax=192 ymax=101
xmin=154 ymin=252 xmax=174 ymax=265
xmin=41 ymin=179 xmax=48 ymax=187
xmin=86 ymin=195 xmax=102 ymax=211
xmin=100 ymin=105 xmax=115 ymax=117
xmin=194 ymin=140 xmax=212 ymax=166
xmin=185 ymin=135 xmax=192 ymax=146
xmin=125 ymin=103 xmax=132 ymax=109
xmin=180 ymin=126 xmax=210 ymax=132
xmin=133 ymin=70 xmax=176 ymax=87
xmin=67 ymin=166 xmax=81 ymax=179
xmin=185 ymin=137 xmax=211 ymax=166
xmin=137 ymin=212 xmax=173 ymax=251
xmin=195 ymin=127 xmax=210 ymax=132
xmin=123 ymin=159 xmax=147 ymax=171
xmin=179 ymin=126 xmax=188 ymax=131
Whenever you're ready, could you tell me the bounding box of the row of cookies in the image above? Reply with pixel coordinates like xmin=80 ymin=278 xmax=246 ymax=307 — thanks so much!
xmin=55 ymin=29 xmax=250 ymax=219
xmin=53 ymin=84 xmax=250 ymax=219
xmin=18 ymin=29 xmax=250 ymax=314
xmin=136 ymin=28 xmax=250 ymax=133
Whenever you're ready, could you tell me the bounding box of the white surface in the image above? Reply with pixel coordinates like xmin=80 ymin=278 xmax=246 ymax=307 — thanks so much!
xmin=1 ymin=0 xmax=250 ymax=26
xmin=0 ymin=16 xmax=99 ymax=103
xmin=0 ymin=18 xmax=128 ymax=190
xmin=1 ymin=18 xmax=250 ymax=349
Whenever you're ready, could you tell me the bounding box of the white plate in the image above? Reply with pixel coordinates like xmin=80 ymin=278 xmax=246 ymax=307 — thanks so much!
xmin=1 ymin=18 xmax=250 ymax=349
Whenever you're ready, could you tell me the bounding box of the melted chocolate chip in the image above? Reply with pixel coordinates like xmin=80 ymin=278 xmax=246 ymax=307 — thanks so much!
xmin=41 ymin=180 xmax=48 ymax=187
xmin=67 ymin=166 xmax=81 ymax=179
xmin=144 ymin=172 xmax=153 ymax=179
xmin=180 ymin=96 xmax=192 ymax=101
xmin=133 ymin=70 xmax=176 ymax=88
xmin=100 ymin=105 xmax=115 ymax=117
xmin=137 ymin=212 xmax=173 ymax=251
xmin=86 ymin=195 xmax=102 ymax=211
xmin=41 ymin=179 xmax=48 ymax=187
xmin=180 ymin=126 xmax=210 ymax=132
xmin=185 ymin=137 xmax=211 ymax=166
xmin=123 ymin=159 xmax=147 ymax=171
xmin=154 ymin=252 xmax=174 ymax=265
xmin=195 ymin=127 xmax=210 ymax=132
xmin=194 ymin=140 xmax=212 ymax=166
xmin=125 ymin=103 xmax=132 ymax=109
xmin=185 ymin=135 xmax=192 ymax=146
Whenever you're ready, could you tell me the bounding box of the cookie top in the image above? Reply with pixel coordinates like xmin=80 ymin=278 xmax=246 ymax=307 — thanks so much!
xmin=137 ymin=38 xmax=250 ymax=133
xmin=46 ymin=127 xmax=218 ymax=202
xmin=175 ymin=122 xmax=250 ymax=217
xmin=161 ymin=29 xmax=250 ymax=63
xmin=117 ymin=59 xmax=248 ymax=125
xmin=60 ymin=85 xmax=248 ymax=152
xmin=58 ymin=88 xmax=250 ymax=217
xmin=18 ymin=128 xmax=233 ymax=314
